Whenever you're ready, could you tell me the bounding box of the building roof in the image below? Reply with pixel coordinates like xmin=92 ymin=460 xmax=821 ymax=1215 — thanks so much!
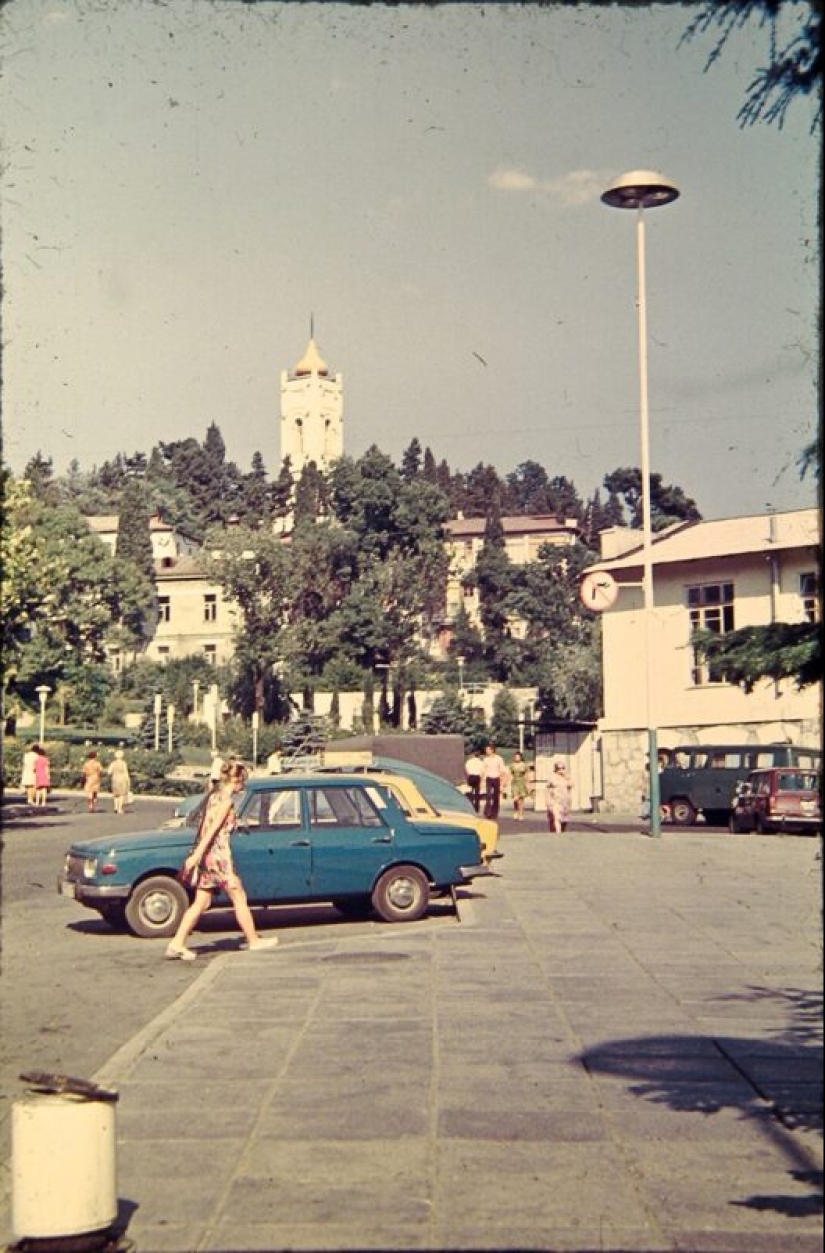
xmin=85 ymin=514 xmax=199 ymax=540
xmin=293 ymin=337 xmax=329 ymax=377
xmin=445 ymin=514 xmax=580 ymax=540
xmin=588 ymin=508 xmax=820 ymax=574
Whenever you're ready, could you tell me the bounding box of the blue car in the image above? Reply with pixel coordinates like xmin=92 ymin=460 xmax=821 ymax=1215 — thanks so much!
xmin=58 ymin=774 xmax=488 ymax=938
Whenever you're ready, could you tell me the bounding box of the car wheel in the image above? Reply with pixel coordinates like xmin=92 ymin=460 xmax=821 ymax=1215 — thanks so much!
xmin=670 ymin=798 xmax=697 ymax=826
xmin=97 ymin=903 xmax=127 ymax=930
xmin=371 ymin=865 xmax=430 ymax=923
xmin=332 ymin=897 xmax=373 ymax=919
xmin=125 ymin=876 xmax=189 ymax=939
xmin=754 ymin=814 xmax=773 ymax=835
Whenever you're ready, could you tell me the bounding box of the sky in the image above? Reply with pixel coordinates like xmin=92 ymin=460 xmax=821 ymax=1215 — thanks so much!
xmin=0 ymin=0 xmax=820 ymax=521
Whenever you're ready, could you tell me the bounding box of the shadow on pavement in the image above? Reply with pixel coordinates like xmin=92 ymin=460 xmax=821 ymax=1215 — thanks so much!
xmin=580 ymin=986 xmax=823 ymax=1220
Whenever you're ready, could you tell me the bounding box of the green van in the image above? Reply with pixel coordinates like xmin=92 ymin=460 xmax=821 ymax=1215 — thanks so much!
xmin=659 ymin=743 xmax=822 ymax=827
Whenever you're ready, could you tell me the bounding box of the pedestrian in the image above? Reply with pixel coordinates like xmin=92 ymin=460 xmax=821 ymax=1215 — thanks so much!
xmin=482 ymin=743 xmax=508 ymax=820
xmin=33 ymin=744 xmax=51 ymax=807
xmin=509 ymin=750 xmax=530 ymax=820
xmin=464 ymin=749 xmax=484 ymax=812
xmin=81 ymin=749 xmax=103 ymax=813
xmin=165 ymin=760 xmax=280 ymax=961
xmin=546 ymin=758 xmax=572 ymax=833
xmin=107 ymin=749 xmax=131 ymax=815
xmin=21 ymin=742 xmax=39 ymax=806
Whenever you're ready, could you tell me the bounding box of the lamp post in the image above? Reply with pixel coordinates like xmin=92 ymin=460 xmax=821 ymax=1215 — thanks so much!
xmin=251 ymin=711 xmax=260 ymax=768
xmin=209 ymin=684 xmax=219 ymax=753
xmin=167 ymin=703 xmax=175 ymax=753
xmin=456 ymin=655 xmax=465 ymax=697
xmin=153 ymin=693 xmax=162 ymax=752
xmin=35 ymin=685 xmax=51 ymax=744
xmin=601 ymin=169 xmax=679 ymax=838
xmin=192 ymin=680 xmax=200 ymax=723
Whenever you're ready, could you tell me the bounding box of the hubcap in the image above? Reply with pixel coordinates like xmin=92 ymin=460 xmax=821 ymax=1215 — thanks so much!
xmin=387 ymin=877 xmax=417 ymax=910
xmin=142 ymin=890 xmax=175 ymax=925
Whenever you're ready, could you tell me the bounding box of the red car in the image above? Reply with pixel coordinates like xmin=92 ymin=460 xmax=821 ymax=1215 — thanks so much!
xmin=729 ymin=768 xmax=821 ymax=835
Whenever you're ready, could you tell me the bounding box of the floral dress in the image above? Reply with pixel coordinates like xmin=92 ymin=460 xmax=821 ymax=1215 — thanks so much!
xmin=197 ymin=793 xmax=239 ymax=892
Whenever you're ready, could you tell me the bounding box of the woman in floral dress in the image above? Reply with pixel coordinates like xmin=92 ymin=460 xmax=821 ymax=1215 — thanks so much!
xmin=165 ymin=761 xmax=280 ymax=961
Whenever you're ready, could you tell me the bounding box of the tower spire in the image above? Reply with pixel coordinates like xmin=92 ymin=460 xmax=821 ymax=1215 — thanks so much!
xmin=310 ymin=312 xmax=315 ymax=340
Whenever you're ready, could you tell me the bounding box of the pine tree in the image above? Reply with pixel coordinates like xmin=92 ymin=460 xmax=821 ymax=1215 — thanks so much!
xmin=117 ymin=480 xmax=155 ymax=580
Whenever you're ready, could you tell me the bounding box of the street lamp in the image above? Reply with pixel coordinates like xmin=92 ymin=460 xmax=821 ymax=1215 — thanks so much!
xmin=35 ymin=685 xmax=51 ymax=744
xmin=192 ymin=679 xmax=200 ymax=723
xmin=153 ymin=693 xmax=162 ymax=752
xmin=167 ymin=703 xmax=175 ymax=753
xmin=601 ymin=169 xmax=680 ymax=838
xmin=456 ymin=655 xmax=465 ymax=696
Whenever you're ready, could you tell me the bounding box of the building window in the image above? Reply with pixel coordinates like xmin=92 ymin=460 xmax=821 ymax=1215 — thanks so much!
xmin=157 ymin=647 xmax=170 ymax=663
xmin=158 ymin=597 xmax=171 ymax=623
xmin=110 ymin=649 xmax=122 ymax=674
xmin=204 ymin=594 xmax=217 ymax=623
xmin=688 ymin=582 xmax=735 ymax=685
xmin=203 ymin=644 xmax=217 ymax=666
xmin=800 ymin=572 xmax=819 ymax=623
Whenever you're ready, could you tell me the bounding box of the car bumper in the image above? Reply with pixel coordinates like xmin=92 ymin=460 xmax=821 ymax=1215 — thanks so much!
xmin=459 ymin=863 xmax=492 ymax=881
xmin=57 ymin=876 xmax=131 ymax=904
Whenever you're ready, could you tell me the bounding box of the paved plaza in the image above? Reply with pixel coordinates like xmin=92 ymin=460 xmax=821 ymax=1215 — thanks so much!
xmin=2 ymin=821 xmax=822 ymax=1252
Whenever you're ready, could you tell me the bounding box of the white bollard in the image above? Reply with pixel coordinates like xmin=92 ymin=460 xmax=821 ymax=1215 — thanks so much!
xmin=12 ymin=1084 xmax=118 ymax=1239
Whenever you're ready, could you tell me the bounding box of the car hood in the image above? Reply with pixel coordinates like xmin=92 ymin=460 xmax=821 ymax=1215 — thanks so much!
xmin=68 ymin=829 xmax=192 ymax=857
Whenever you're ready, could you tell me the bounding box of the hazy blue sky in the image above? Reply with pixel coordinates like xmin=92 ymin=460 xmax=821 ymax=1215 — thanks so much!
xmin=1 ymin=0 xmax=819 ymax=520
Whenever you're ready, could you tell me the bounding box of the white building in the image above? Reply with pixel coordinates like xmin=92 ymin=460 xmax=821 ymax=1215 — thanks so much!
xmin=86 ymin=514 xmax=201 ymax=565
xmin=146 ymin=556 xmax=238 ymax=669
xmin=280 ymin=336 xmax=343 ymax=477
xmin=585 ymin=508 xmax=821 ymax=811
xmin=441 ymin=514 xmax=581 ymax=646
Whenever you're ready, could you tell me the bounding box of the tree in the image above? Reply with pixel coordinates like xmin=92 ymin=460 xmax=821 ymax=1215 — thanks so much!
xmin=7 ymin=497 xmax=139 ymax=721
xmin=400 ymin=438 xmax=422 ymax=482
xmin=200 ymin=525 xmax=292 ymax=717
xmin=490 ymin=688 xmax=520 ymax=747
xmin=116 ymin=479 xmax=155 ymax=581
xmin=1 ymin=475 xmax=51 ymax=687
xmin=603 ymin=468 xmax=702 ymax=531
xmin=693 ymin=623 xmax=821 ymax=693
xmin=505 ymin=460 xmax=552 ymax=514
xmin=680 ymin=1 xmax=822 ymax=130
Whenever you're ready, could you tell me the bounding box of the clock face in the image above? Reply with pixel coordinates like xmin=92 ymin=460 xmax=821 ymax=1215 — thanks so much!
xmin=580 ymin=570 xmax=618 ymax=611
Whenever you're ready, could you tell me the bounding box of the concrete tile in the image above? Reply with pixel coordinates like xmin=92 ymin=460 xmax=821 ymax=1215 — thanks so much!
xmin=202 ymin=1218 xmax=432 ymax=1250
xmin=435 ymin=1140 xmax=653 ymax=1228
xmin=437 ymin=1105 xmax=608 ymax=1141
xmin=432 ymin=1222 xmax=672 ymax=1251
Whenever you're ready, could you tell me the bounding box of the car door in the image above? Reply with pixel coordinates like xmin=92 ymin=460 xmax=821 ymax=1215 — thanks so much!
xmin=305 ymin=783 xmax=399 ymax=897
xmin=232 ymin=787 xmax=312 ymax=903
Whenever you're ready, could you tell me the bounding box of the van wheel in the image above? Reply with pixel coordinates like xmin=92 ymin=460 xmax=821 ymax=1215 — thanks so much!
xmin=670 ymin=798 xmax=697 ymax=826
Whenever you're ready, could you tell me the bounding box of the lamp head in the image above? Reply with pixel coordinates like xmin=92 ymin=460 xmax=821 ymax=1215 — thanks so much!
xmin=601 ymin=170 xmax=679 ymax=210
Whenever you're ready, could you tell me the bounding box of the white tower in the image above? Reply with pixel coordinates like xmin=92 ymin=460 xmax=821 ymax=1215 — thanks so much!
xmin=280 ymin=336 xmax=343 ymax=476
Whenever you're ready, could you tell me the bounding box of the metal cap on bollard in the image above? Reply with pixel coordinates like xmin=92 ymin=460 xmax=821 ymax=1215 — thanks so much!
xmin=12 ymin=1072 xmax=120 ymax=1249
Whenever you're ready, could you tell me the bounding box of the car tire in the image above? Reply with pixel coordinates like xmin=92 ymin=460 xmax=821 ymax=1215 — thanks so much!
xmin=670 ymin=798 xmax=697 ymax=826
xmin=754 ymin=814 xmax=773 ymax=836
xmin=332 ymin=897 xmax=373 ymax=919
xmin=125 ymin=876 xmax=190 ymax=938
xmin=371 ymin=865 xmax=430 ymax=923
